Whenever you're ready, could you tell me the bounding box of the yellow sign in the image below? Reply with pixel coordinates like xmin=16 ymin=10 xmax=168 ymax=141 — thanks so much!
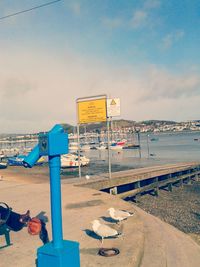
xmin=78 ymin=98 xmax=107 ymax=124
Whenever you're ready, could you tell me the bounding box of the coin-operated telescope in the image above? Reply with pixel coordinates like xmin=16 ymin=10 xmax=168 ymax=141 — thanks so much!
xmin=23 ymin=124 xmax=80 ymax=267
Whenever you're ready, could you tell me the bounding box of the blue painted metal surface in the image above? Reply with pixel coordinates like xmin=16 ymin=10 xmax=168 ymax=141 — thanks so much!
xmin=37 ymin=240 xmax=80 ymax=267
xmin=23 ymin=124 xmax=80 ymax=267
xmin=49 ymin=155 xmax=63 ymax=249
xmin=23 ymin=124 xmax=65 ymax=168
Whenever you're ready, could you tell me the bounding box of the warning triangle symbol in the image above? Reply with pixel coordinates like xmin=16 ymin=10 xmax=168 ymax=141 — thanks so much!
xmin=110 ymin=99 xmax=116 ymax=105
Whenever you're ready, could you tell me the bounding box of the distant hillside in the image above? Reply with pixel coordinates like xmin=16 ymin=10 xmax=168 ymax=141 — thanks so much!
xmin=0 ymin=119 xmax=185 ymax=136
xmin=61 ymin=123 xmax=74 ymax=133
xmin=71 ymin=119 xmax=178 ymax=133
xmin=139 ymin=120 xmax=176 ymax=126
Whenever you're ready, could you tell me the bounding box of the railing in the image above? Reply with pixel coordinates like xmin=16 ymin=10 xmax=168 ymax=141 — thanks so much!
xmin=100 ymin=166 xmax=200 ymax=199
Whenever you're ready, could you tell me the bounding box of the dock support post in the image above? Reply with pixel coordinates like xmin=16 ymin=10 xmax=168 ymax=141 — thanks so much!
xmin=134 ymin=193 xmax=140 ymax=203
xmin=135 ymin=181 xmax=140 ymax=189
xmin=153 ymin=177 xmax=159 ymax=196
xmin=168 ymin=183 xmax=172 ymax=192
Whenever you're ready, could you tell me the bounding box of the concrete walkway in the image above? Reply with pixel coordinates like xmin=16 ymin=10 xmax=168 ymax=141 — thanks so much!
xmin=0 ymin=176 xmax=200 ymax=267
xmin=134 ymin=206 xmax=200 ymax=267
xmin=0 ymin=180 xmax=144 ymax=267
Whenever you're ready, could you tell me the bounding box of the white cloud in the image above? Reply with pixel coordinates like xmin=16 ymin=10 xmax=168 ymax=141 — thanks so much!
xmin=162 ymin=34 xmax=173 ymax=50
xmin=101 ymin=0 xmax=161 ymax=30
xmin=161 ymin=30 xmax=185 ymax=50
xmin=0 ymin=44 xmax=199 ymax=133
xmin=130 ymin=10 xmax=147 ymax=29
xmin=138 ymin=65 xmax=200 ymax=100
xmin=69 ymin=2 xmax=81 ymax=16
xmin=130 ymin=0 xmax=161 ymax=29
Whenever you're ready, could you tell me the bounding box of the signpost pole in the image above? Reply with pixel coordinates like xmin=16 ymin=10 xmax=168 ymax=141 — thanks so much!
xmin=77 ymin=123 xmax=81 ymax=178
xmin=76 ymin=100 xmax=82 ymax=179
xmin=107 ymin=117 xmax=112 ymax=179
xmin=137 ymin=130 xmax=141 ymax=158
xmin=147 ymin=134 xmax=150 ymax=158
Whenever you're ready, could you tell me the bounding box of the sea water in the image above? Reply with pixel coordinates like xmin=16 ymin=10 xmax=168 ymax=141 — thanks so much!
xmin=62 ymin=131 xmax=200 ymax=178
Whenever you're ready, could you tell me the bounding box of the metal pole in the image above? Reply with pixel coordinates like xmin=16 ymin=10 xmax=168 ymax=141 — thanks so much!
xmin=107 ymin=117 xmax=112 ymax=179
xmin=147 ymin=134 xmax=150 ymax=158
xmin=76 ymin=99 xmax=82 ymax=179
xmin=137 ymin=131 xmax=141 ymax=158
xmin=49 ymin=155 xmax=63 ymax=249
xmin=110 ymin=117 xmax=113 ymax=143
xmin=77 ymin=124 xmax=81 ymax=178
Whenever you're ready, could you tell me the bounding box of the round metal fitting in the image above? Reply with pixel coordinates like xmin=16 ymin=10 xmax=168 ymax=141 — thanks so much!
xmin=98 ymin=247 xmax=120 ymax=257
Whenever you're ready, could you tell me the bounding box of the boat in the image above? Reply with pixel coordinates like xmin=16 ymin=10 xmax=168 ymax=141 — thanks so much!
xmin=0 ymin=162 xmax=7 ymax=169
xmin=116 ymin=139 xmax=127 ymax=146
xmin=81 ymin=144 xmax=91 ymax=151
xmin=123 ymin=144 xmax=140 ymax=149
xmin=61 ymin=153 xmax=90 ymax=168
xmin=96 ymin=145 xmax=107 ymax=150
xmin=150 ymin=137 xmax=159 ymax=142
xmin=8 ymin=155 xmax=45 ymax=166
xmin=7 ymin=155 xmax=26 ymax=166
xmin=69 ymin=142 xmax=79 ymax=152
xmin=110 ymin=144 xmax=123 ymax=150
xmin=0 ymin=148 xmax=20 ymax=157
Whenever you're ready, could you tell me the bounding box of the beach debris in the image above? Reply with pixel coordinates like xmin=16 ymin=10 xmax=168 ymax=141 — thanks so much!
xmin=85 ymin=175 xmax=90 ymax=180
xmin=91 ymin=219 xmax=122 ymax=244
xmin=0 ymin=176 xmax=3 ymax=181
xmin=107 ymin=207 xmax=134 ymax=223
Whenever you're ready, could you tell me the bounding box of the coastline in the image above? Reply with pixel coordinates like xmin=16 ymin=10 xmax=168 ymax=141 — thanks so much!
xmin=134 ymin=180 xmax=200 ymax=245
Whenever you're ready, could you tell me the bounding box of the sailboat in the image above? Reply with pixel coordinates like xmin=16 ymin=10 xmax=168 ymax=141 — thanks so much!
xmin=61 ymin=153 xmax=90 ymax=168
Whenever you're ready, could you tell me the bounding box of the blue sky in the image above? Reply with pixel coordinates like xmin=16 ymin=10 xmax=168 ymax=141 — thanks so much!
xmin=0 ymin=0 xmax=200 ymax=133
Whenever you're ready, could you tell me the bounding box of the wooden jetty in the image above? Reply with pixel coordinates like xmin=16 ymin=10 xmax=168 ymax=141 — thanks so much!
xmin=77 ymin=162 xmax=200 ymax=199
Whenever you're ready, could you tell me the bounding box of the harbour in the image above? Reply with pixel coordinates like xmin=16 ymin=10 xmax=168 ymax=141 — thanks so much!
xmin=1 ymin=126 xmax=200 ymax=266
xmin=1 ymin=0 xmax=200 ymax=266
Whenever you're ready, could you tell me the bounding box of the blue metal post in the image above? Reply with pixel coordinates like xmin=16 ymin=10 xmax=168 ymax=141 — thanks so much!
xmin=49 ymin=155 xmax=63 ymax=249
xmin=23 ymin=124 xmax=80 ymax=267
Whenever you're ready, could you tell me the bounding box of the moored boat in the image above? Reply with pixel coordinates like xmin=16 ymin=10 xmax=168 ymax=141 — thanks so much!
xmin=0 ymin=162 xmax=7 ymax=169
xmin=69 ymin=142 xmax=78 ymax=152
xmin=122 ymin=144 xmax=140 ymax=149
xmin=8 ymin=155 xmax=26 ymax=166
xmin=81 ymin=144 xmax=91 ymax=151
xmin=8 ymin=155 xmax=45 ymax=166
xmin=61 ymin=153 xmax=90 ymax=168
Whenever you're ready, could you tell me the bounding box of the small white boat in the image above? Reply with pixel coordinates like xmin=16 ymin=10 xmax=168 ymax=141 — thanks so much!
xmin=0 ymin=162 xmax=7 ymax=169
xmin=96 ymin=145 xmax=107 ymax=150
xmin=110 ymin=145 xmax=123 ymax=150
xmin=8 ymin=155 xmax=45 ymax=166
xmin=61 ymin=154 xmax=90 ymax=168
xmin=69 ymin=142 xmax=79 ymax=151
xmin=81 ymin=144 xmax=91 ymax=151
